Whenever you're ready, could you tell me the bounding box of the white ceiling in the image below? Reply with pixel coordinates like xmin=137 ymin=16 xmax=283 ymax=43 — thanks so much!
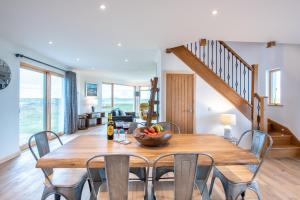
xmin=0 ymin=0 xmax=299 ymax=82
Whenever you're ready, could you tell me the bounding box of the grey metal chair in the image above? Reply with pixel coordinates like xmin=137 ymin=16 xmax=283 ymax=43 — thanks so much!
xmin=86 ymin=153 xmax=150 ymax=200
xmin=209 ymin=130 xmax=273 ymax=200
xmin=154 ymin=122 xmax=181 ymax=181
xmin=28 ymin=131 xmax=87 ymax=200
xmin=155 ymin=121 xmax=181 ymax=134
xmin=152 ymin=152 xmax=214 ymax=200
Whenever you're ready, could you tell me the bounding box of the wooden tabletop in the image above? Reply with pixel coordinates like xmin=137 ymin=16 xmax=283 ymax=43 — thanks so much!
xmin=36 ymin=134 xmax=258 ymax=168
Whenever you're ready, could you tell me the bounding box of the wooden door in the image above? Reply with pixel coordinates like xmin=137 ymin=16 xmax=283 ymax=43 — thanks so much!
xmin=166 ymin=73 xmax=194 ymax=133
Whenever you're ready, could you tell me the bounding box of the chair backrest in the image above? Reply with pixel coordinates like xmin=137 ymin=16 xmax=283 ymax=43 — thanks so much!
xmin=28 ymin=131 xmax=63 ymax=179
xmin=86 ymin=153 xmax=150 ymax=200
xmin=152 ymin=153 xmax=214 ymax=200
xmin=237 ymin=130 xmax=273 ymax=181
xmin=155 ymin=122 xmax=181 ymax=134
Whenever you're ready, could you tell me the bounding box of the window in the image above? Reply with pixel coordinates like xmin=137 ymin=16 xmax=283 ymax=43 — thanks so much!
xmin=140 ymin=86 xmax=151 ymax=104
xmin=101 ymin=83 xmax=135 ymax=114
xmin=19 ymin=63 xmax=64 ymax=146
xmin=101 ymin=83 xmax=113 ymax=114
xmin=114 ymin=84 xmax=135 ymax=112
xmin=20 ymin=68 xmax=46 ymax=145
xmin=269 ymin=69 xmax=281 ymax=105
xmin=51 ymin=75 xmax=64 ymax=133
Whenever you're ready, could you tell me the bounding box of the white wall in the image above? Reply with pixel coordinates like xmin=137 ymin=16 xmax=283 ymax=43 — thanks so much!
xmin=0 ymin=37 xmax=67 ymax=162
xmin=160 ymin=52 xmax=251 ymax=138
xmin=0 ymin=38 xmax=20 ymax=161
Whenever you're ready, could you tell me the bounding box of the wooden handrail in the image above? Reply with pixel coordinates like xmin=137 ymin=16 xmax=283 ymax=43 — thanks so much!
xmin=218 ymin=41 xmax=253 ymax=71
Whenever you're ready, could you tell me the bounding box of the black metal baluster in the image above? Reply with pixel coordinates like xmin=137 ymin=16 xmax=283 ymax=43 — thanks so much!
xmin=207 ymin=40 xmax=210 ymax=68
xmin=203 ymin=46 xmax=205 ymax=64
xmin=227 ymin=51 xmax=230 ymax=84
xmin=190 ymin=42 xmax=193 ymax=53
xmin=194 ymin=41 xmax=197 ymax=56
xmin=199 ymin=43 xmax=202 ymax=61
xmin=215 ymin=41 xmax=218 ymax=73
xmin=211 ymin=40 xmax=214 ymax=71
xmin=257 ymin=100 xmax=261 ymax=130
xmin=240 ymin=62 xmax=242 ymax=95
xmin=243 ymin=64 xmax=246 ymax=99
xmin=248 ymin=68 xmax=250 ymax=102
xmin=219 ymin=43 xmax=222 ymax=77
xmin=224 ymin=46 xmax=226 ymax=81
xmin=235 ymin=59 xmax=238 ymax=92
xmin=232 ymin=54 xmax=234 ymax=88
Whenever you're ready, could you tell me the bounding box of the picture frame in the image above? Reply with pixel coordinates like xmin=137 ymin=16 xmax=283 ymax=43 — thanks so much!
xmin=85 ymin=82 xmax=98 ymax=96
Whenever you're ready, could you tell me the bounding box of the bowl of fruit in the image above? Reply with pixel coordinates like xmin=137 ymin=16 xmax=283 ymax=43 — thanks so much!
xmin=133 ymin=124 xmax=172 ymax=147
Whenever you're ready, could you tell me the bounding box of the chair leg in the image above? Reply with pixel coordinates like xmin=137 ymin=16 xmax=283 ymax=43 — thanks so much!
xmin=249 ymin=181 xmax=262 ymax=200
xmin=241 ymin=191 xmax=245 ymax=200
xmin=208 ymin=171 xmax=216 ymax=196
xmin=54 ymin=194 xmax=61 ymax=200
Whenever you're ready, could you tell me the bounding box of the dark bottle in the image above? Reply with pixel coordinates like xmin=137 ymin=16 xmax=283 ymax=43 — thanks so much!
xmin=107 ymin=113 xmax=114 ymax=140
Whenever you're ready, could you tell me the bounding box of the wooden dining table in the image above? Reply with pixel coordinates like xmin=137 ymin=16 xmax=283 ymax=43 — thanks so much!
xmin=36 ymin=134 xmax=258 ymax=168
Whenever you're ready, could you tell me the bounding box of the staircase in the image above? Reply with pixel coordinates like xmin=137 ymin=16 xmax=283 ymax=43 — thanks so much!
xmin=166 ymin=39 xmax=265 ymax=130
xmin=268 ymin=119 xmax=300 ymax=158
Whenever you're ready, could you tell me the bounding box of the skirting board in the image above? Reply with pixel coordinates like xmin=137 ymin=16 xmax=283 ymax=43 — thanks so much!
xmin=0 ymin=151 xmax=21 ymax=165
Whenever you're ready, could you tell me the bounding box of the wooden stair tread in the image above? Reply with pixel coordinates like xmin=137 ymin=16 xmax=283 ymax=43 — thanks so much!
xmin=269 ymin=131 xmax=289 ymax=136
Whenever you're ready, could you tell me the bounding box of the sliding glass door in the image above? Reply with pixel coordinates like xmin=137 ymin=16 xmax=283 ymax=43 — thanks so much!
xmin=19 ymin=64 xmax=64 ymax=146
xmin=19 ymin=68 xmax=46 ymax=145
xmin=51 ymin=75 xmax=64 ymax=133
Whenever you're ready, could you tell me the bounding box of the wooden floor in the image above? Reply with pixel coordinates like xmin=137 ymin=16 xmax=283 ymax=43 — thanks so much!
xmin=0 ymin=126 xmax=300 ymax=200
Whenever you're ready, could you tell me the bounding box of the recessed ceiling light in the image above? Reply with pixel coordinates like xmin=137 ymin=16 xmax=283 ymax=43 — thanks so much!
xmin=124 ymin=59 xmax=129 ymax=62
xmin=48 ymin=41 xmax=53 ymax=45
xmin=76 ymin=58 xmax=80 ymax=62
xmin=100 ymin=4 xmax=106 ymax=10
xmin=211 ymin=9 xmax=218 ymax=16
xmin=117 ymin=42 xmax=122 ymax=47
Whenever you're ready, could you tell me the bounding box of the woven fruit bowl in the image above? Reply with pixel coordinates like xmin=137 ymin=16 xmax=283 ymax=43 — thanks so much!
xmin=133 ymin=127 xmax=172 ymax=147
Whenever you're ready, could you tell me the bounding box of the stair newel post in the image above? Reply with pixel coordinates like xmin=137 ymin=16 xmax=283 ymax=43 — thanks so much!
xmin=251 ymin=64 xmax=258 ymax=128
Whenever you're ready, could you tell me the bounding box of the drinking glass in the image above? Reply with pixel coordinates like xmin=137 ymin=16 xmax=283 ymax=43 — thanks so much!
xmin=115 ymin=121 xmax=124 ymax=142
xmin=122 ymin=122 xmax=131 ymax=144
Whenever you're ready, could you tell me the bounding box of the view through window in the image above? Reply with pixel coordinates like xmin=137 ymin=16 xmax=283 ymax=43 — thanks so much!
xmin=19 ymin=66 xmax=64 ymax=146
xmin=140 ymin=86 xmax=151 ymax=103
xmin=101 ymin=83 xmax=135 ymax=114
xmin=51 ymin=75 xmax=64 ymax=133
xmin=19 ymin=68 xmax=46 ymax=145
xmin=269 ymin=69 xmax=281 ymax=105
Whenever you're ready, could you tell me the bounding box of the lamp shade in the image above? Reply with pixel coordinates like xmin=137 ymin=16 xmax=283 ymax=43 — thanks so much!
xmin=220 ymin=114 xmax=236 ymax=126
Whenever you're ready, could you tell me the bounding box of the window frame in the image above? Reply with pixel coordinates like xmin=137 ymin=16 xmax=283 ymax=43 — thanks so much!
xmin=101 ymin=82 xmax=136 ymax=113
xmin=268 ymin=68 xmax=282 ymax=106
xmin=19 ymin=62 xmax=65 ymax=139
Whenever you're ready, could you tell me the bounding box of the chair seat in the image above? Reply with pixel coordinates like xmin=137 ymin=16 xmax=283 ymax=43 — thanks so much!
xmin=216 ymin=165 xmax=254 ymax=183
xmin=44 ymin=168 xmax=87 ymax=188
xmin=97 ymin=181 xmax=145 ymax=200
xmin=154 ymin=181 xmax=202 ymax=200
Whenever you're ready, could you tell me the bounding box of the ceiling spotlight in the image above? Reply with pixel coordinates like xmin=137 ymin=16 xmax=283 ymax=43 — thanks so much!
xmin=48 ymin=41 xmax=53 ymax=45
xmin=124 ymin=59 xmax=129 ymax=62
xmin=100 ymin=4 xmax=106 ymax=10
xmin=211 ymin=9 xmax=218 ymax=16
xmin=76 ymin=58 xmax=80 ymax=62
xmin=117 ymin=42 xmax=122 ymax=47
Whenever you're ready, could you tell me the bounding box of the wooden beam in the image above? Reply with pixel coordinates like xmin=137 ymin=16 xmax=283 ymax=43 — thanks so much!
xmin=266 ymin=41 xmax=276 ymax=48
xmin=199 ymin=39 xmax=207 ymax=46
xmin=170 ymin=45 xmax=252 ymax=120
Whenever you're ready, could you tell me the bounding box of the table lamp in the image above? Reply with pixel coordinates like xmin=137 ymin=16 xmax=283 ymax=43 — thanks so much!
xmin=220 ymin=114 xmax=236 ymax=139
